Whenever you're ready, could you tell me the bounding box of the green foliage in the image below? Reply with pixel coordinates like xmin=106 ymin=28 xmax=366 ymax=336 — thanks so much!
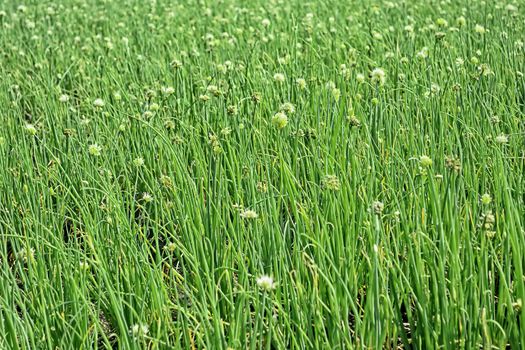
xmin=0 ymin=0 xmax=524 ymax=348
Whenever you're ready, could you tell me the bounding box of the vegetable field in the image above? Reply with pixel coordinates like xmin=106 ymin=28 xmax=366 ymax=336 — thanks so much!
xmin=0 ymin=0 xmax=524 ymax=348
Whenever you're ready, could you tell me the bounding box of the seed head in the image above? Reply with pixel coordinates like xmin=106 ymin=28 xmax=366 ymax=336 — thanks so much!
xmin=420 ymin=155 xmax=433 ymax=167
xmin=256 ymin=181 xmax=268 ymax=193
xmin=227 ymin=105 xmax=238 ymax=115
xmin=322 ymin=175 xmax=341 ymax=191
xmin=160 ymin=175 xmax=173 ymax=188
xmin=165 ymin=242 xmax=177 ymax=252
xmin=346 ymin=115 xmax=361 ymax=127
xmin=331 ymin=88 xmax=341 ymax=101
xmin=372 ymin=201 xmax=384 ymax=215
xmin=513 ymin=299 xmax=522 ymax=312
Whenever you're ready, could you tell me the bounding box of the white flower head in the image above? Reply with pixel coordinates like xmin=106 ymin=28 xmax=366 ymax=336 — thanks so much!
xmin=142 ymin=192 xmax=153 ymax=203
xmin=257 ymin=275 xmax=276 ymax=291
xmin=240 ymin=209 xmax=258 ymax=219
xmin=325 ymin=81 xmax=336 ymax=90
xmin=25 ymin=124 xmax=37 ymax=136
xmin=88 ymin=144 xmax=102 ymax=156
xmin=280 ymin=102 xmax=295 ymax=114
xmin=93 ymin=98 xmax=105 ymax=107
xmin=481 ymin=193 xmax=492 ymax=205
xmin=495 ymin=134 xmax=508 ymax=144
xmin=17 ymin=247 xmax=35 ymax=262
xmin=79 ymin=261 xmax=90 ymax=271
xmin=130 ymin=323 xmax=149 ymax=337
xmin=296 ymin=78 xmax=307 ymax=89
xmin=474 ymin=24 xmax=486 ymax=34
xmin=206 ymin=85 xmax=220 ymax=96
xmin=133 ymin=157 xmax=145 ymax=167
xmin=161 ymin=86 xmax=175 ymax=95
xmin=271 ymin=112 xmax=288 ymax=129
xmin=416 ymin=47 xmax=429 ymax=60
xmin=371 ymin=68 xmax=386 ymax=85
xmin=273 ymin=73 xmax=285 ymax=83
